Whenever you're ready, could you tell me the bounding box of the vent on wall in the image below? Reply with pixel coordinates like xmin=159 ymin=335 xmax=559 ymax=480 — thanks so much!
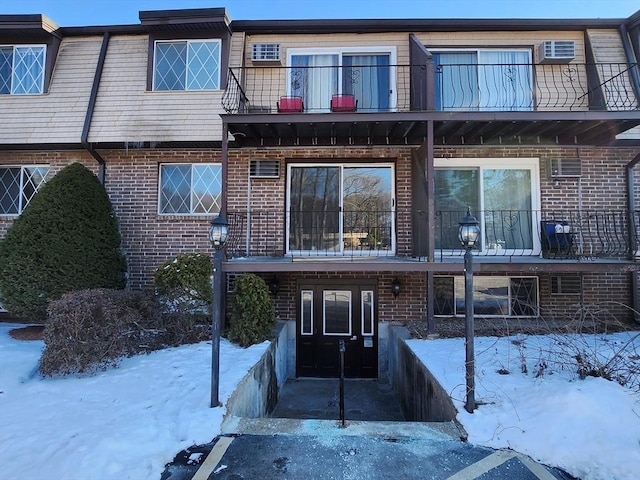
xmin=551 ymin=275 xmax=582 ymax=295
xmin=538 ymin=41 xmax=575 ymax=63
xmin=550 ymin=158 xmax=582 ymax=178
xmin=251 ymin=44 xmax=281 ymax=63
xmin=250 ymin=159 xmax=280 ymax=178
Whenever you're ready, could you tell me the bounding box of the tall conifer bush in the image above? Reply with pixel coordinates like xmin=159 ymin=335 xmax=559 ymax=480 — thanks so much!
xmin=0 ymin=163 xmax=126 ymax=320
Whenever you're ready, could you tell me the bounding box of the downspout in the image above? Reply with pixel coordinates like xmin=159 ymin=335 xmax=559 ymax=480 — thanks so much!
xmin=81 ymin=32 xmax=110 ymax=184
xmin=626 ymin=153 xmax=640 ymax=323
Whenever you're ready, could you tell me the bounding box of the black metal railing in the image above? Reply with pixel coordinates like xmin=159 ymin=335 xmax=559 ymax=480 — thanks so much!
xmin=222 ymin=63 xmax=639 ymax=114
xmin=224 ymin=209 xmax=639 ymax=261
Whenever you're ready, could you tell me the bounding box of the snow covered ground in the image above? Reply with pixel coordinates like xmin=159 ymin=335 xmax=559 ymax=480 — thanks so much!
xmin=1 ymin=322 xmax=639 ymax=480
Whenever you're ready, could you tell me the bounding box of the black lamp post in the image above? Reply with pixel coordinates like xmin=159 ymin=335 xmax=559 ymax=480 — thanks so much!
xmin=208 ymin=214 xmax=228 ymax=408
xmin=458 ymin=207 xmax=480 ymax=413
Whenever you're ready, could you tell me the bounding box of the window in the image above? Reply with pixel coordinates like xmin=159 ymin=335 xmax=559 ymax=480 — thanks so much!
xmin=551 ymin=275 xmax=582 ymax=295
xmin=434 ymin=276 xmax=539 ymax=317
xmin=0 ymin=165 xmax=49 ymax=215
xmin=288 ymin=47 xmax=396 ymax=112
xmin=153 ymin=40 xmax=221 ymax=91
xmin=433 ymin=49 xmax=532 ymax=111
xmin=158 ymin=164 xmax=221 ymax=215
xmin=0 ymin=45 xmax=46 ymax=95
xmin=434 ymin=158 xmax=541 ymax=255
xmin=287 ymin=163 xmax=394 ymax=255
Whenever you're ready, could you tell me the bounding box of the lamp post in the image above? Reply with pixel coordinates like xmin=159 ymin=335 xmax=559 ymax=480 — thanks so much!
xmin=458 ymin=207 xmax=480 ymax=414
xmin=208 ymin=214 xmax=228 ymax=408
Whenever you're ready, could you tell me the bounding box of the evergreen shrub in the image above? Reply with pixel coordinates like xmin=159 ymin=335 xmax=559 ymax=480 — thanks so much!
xmin=228 ymin=273 xmax=276 ymax=347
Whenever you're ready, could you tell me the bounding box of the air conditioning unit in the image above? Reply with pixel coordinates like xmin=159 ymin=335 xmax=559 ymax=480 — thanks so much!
xmin=539 ymin=41 xmax=575 ymax=63
xmin=251 ymin=44 xmax=281 ymax=63
xmin=550 ymin=158 xmax=582 ymax=178
xmin=250 ymin=159 xmax=280 ymax=178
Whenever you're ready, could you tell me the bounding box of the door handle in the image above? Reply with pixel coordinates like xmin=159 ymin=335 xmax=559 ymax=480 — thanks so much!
xmin=350 ymin=335 xmax=358 ymax=341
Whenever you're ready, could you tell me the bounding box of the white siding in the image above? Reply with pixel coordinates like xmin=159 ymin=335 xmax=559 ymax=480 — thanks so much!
xmin=0 ymin=36 xmax=102 ymax=144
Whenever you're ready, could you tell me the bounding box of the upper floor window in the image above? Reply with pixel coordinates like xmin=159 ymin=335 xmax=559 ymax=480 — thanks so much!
xmin=158 ymin=164 xmax=221 ymax=215
xmin=153 ymin=40 xmax=221 ymax=91
xmin=0 ymin=165 xmax=49 ymax=215
xmin=433 ymin=49 xmax=532 ymax=111
xmin=287 ymin=47 xmax=396 ymax=112
xmin=0 ymin=45 xmax=46 ymax=95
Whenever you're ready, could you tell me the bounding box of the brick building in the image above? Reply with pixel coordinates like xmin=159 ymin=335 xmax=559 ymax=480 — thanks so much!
xmin=1 ymin=8 xmax=639 ymax=379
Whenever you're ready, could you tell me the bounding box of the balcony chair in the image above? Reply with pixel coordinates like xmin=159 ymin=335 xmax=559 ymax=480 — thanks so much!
xmin=540 ymin=221 xmax=574 ymax=259
xmin=330 ymin=94 xmax=357 ymax=112
xmin=277 ymin=96 xmax=304 ymax=113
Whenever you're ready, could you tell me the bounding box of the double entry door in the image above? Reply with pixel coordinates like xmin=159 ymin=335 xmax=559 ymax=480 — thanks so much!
xmin=296 ymin=281 xmax=378 ymax=378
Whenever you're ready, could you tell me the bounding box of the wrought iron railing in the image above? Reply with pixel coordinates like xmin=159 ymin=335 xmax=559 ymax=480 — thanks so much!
xmin=222 ymin=63 xmax=639 ymax=114
xmin=224 ymin=209 xmax=639 ymax=261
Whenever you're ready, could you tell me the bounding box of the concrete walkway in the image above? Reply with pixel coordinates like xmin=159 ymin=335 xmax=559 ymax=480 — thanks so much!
xmin=161 ymin=379 xmax=575 ymax=480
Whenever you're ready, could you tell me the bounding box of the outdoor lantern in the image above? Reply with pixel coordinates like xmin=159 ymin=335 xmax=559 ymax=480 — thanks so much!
xmin=208 ymin=215 xmax=229 ymax=250
xmin=458 ymin=207 xmax=480 ymax=249
xmin=391 ymin=277 xmax=402 ymax=298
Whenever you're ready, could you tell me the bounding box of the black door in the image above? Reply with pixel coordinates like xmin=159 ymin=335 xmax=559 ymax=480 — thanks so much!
xmin=296 ymin=282 xmax=377 ymax=378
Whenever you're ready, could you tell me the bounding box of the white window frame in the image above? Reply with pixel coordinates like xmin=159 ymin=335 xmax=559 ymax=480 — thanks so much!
xmin=435 ymin=275 xmax=540 ymax=318
xmin=0 ymin=44 xmax=46 ymax=95
xmin=152 ymin=39 xmax=221 ymax=92
xmin=286 ymin=46 xmax=398 ymax=111
xmin=300 ymin=290 xmax=314 ymax=336
xmin=0 ymin=165 xmax=49 ymax=216
xmin=361 ymin=290 xmax=375 ymax=336
xmin=434 ymin=157 xmax=542 ymax=256
xmin=285 ymin=162 xmax=396 ymax=256
xmin=322 ymin=290 xmax=352 ymax=336
xmin=157 ymin=163 xmax=222 ymax=216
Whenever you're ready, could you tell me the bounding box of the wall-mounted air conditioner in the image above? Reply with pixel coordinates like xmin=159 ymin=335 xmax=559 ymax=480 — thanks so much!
xmin=251 ymin=44 xmax=281 ymax=64
xmin=538 ymin=41 xmax=575 ymax=64
xmin=250 ymin=159 xmax=280 ymax=178
xmin=550 ymin=158 xmax=582 ymax=178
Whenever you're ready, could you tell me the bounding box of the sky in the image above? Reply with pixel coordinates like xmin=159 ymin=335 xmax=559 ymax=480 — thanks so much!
xmin=1 ymin=0 xmax=639 ymax=27
xmin=1 ymin=322 xmax=639 ymax=480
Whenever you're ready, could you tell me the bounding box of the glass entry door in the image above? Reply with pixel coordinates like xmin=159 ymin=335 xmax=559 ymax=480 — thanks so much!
xmin=296 ymin=282 xmax=377 ymax=378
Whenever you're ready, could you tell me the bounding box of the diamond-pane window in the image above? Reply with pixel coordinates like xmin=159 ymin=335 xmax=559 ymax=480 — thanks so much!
xmin=0 ymin=165 xmax=49 ymax=215
xmin=159 ymin=164 xmax=221 ymax=215
xmin=153 ymin=40 xmax=220 ymax=91
xmin=0 ymin=45 xmax=45 ymax=95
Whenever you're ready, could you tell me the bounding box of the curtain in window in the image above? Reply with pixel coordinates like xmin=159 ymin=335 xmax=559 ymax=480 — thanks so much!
xmin=343 ymin=55 xmax=390 ymax=111
xmin=291 ymin=55 xmax=338 ymax=112
xmin=434 ymin=52 xmax=478 ymax=110
xmin=479 ymin=50 xmax=532 ymax=111
xmin=12 ymin=47 xmax=45 ymax=94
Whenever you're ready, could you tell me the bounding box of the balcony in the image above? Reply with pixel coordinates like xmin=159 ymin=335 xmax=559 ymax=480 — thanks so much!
xmin=221 ymin=62 xmax=640 ymax=147
xmin=223 ymin=208 xmax=639 ymax=272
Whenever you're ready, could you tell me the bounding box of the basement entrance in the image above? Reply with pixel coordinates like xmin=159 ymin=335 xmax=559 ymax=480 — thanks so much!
xmin=271 ymin=378 xmax=405 ymax=422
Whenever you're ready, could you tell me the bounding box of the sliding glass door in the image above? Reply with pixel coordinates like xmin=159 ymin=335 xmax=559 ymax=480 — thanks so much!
xmin=287 ymin=164 xmax=394 ymax=255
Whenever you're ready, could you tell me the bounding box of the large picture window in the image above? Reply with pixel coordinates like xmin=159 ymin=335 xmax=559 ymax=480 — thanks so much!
xmin=433 ymin=49 xmax=532 ymax=111
xmin=0 ymin=165 xmax=49 ymax=215
xmin=287 ymin=163 xmax=394 ymax=255
xmin=434 ymin=158 xmax=541 ymax=255
xmin=434 ymin=276 xmax=539 ymax=317
xmin=153 ymin=40 xmax=221 ymax=91
xmin=288 ymin=47 xmax=396 ymax=112
xmin=158 ymin=164 xmax=221 ymax=215
xmin=0 ymin=45 xmax=46 ymax=95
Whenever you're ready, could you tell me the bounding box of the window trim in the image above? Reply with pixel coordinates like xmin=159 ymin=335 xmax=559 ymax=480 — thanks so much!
xmin=157 ymin=163 xmax=222 ymax=216
xmin=434 ymin=275 xmax=540 ymax=318
xmin=0 ymin=44 xmax=47 ymax=95
xmin=0 ymin=164 xmax=49 ymax=216
xmin=151 ymin=38 xmax=222 ymax=92
xmin=434 ymin=157 xmax=542 ymax=256
xmin=285 ymin=161 xmax=396 ymax=256
xmin=286 ymin=46 xmax=398 ymax=111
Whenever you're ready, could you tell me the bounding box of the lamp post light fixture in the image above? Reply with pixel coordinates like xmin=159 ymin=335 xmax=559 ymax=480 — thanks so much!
xmin=458 ymin=207 xmax=480 ymax=414
xmin=208 ymin=214 xmax=228 ymax=408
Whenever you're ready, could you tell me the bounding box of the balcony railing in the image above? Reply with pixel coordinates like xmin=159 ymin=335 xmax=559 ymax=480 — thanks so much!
xmin=224 ymin=209 xmax=639 ymax=261
xmin=222 ymin=63 xmax=639 ymax=114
